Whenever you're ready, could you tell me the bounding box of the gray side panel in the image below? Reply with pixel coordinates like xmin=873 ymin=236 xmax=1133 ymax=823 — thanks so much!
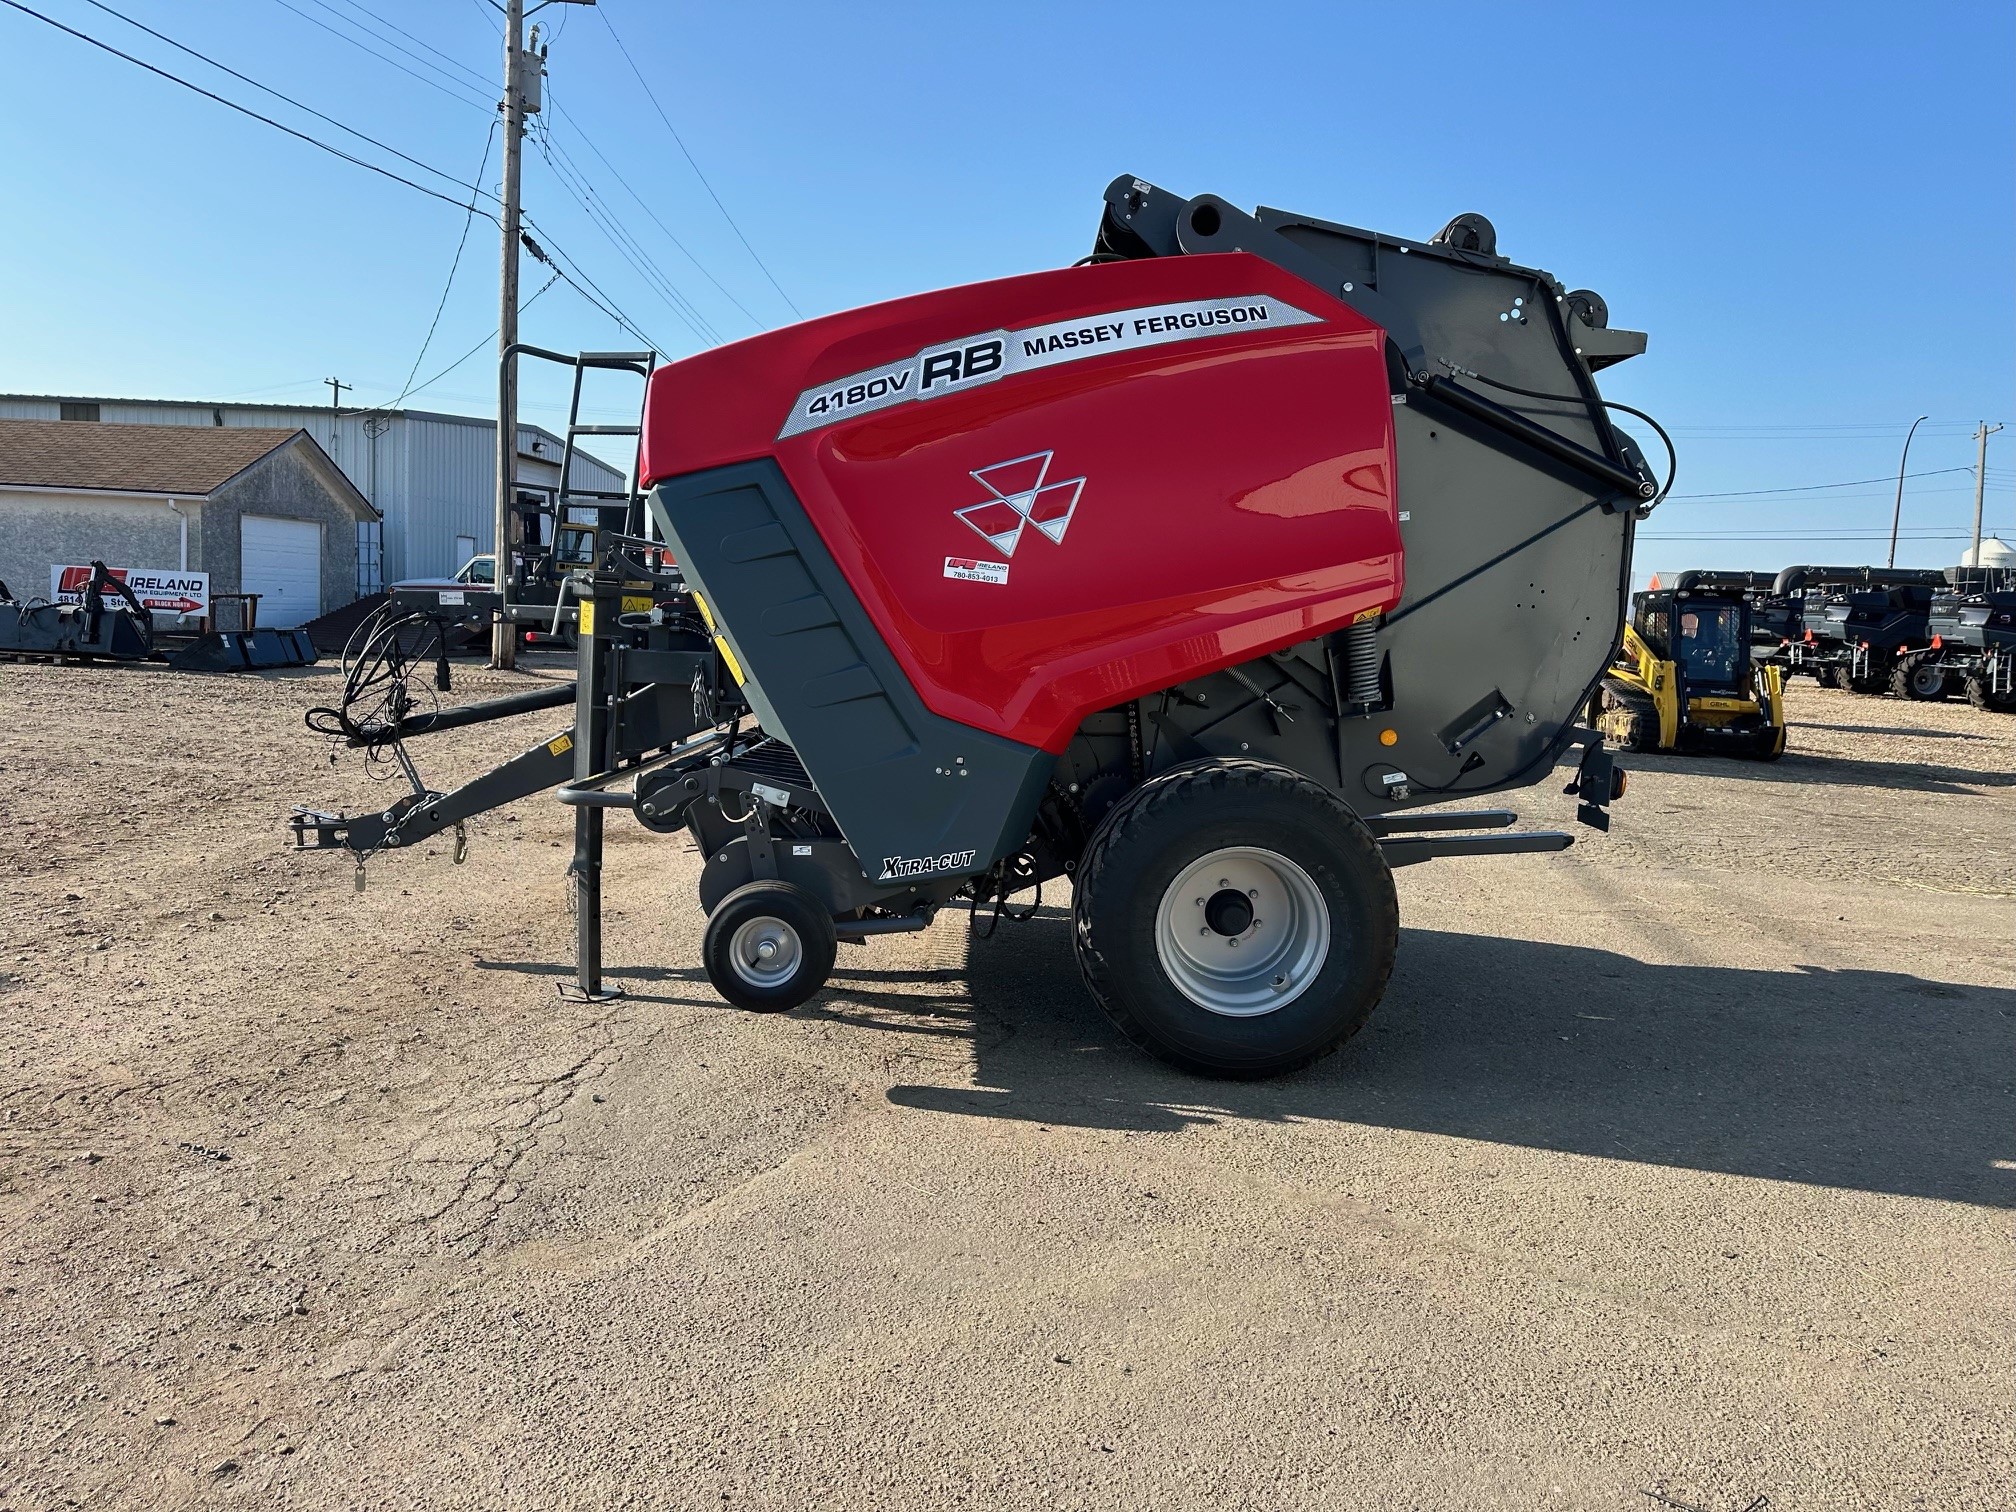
xmin=1139 ymin=181 xmax=1640 ymax=809
xmin=1332 ymin=404 xmax=1630 ymax=805
xmin=648 ymin=460 xmax=1051 ymax=880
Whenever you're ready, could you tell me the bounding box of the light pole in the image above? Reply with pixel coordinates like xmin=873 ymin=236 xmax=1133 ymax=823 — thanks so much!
xmin=1886 ymin=414 xmax=1930 ymax=569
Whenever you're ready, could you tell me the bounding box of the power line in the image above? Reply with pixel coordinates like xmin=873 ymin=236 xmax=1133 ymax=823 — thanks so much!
xmin=1666 ymin=467 xmax=1974 ymax=500
xmin=300 ymin=0 xmax=486 ymax=98
xmin=538 ymin=140 xmax=714 ymax=344
xmin=398 ymin=272 xmax=559 ymax=405
xmin=2 ymin=0 xmax=495 ymax=215
xmin=72 ymin=0 xmax=497 ymax=204
xmin=518 ymin=229 xmax=668 ymax=355
xmin=394 ymin=120 xmax=501 ymax=406
xmin=530 ymin=119 xmax=722 ymax=345
xmin=325 ymin=0 xmax=493 ymax=90
xmin=546 ymin=92 xmax=767 ymax=332
xmin=1640 ymin=530 xmax=1973 ymax=540
xmin=1675 ymin=487 xmax=1985 ymax=508
xmin=264 ymin=0 xmax=493 ymax=111
xmin=1663 ymin=425 xmax=1980 ymax=436
xmin=18 ymin=0 xmax=669 ymax=369
xmin=595 ymin=3 xmax=802 ymax=319
xmin=531 ymin=119 xmax=711 ymax=336
xmin=1657 ymin=418 xmax=1986 ymax=433
xmin=6 ymin=0 xmax=665 ymax=359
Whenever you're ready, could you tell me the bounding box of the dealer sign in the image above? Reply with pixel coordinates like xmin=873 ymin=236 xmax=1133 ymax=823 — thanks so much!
xmin=51 ymin=565 xmax=210 ymax=616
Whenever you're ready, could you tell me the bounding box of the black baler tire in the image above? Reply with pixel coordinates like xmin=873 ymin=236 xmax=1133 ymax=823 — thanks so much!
xmin=1892 ymin=655 xmax=1948 ymax=702
xmin=1967 ymin=673 xmax=2016 ymax=713
xmin=702 ymin=881 xmax=836 ymax=1013
xmin=1072 ymin=759 xmax=1398 ymax=1079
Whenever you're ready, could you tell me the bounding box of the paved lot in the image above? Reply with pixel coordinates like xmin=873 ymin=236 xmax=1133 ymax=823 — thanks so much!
xmin=1 ymin=660 xmax=2010 ymax=1510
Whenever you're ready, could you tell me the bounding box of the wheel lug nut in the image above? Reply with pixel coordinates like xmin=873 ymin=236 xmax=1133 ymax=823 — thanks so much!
xmin=1248 ymin=889 xmax=1258 ymax=898
xmin=1199 ymin=926 xmax=1210 ymax=936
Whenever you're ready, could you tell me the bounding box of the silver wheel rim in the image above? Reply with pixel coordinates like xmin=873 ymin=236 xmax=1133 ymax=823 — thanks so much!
xmin=1911 ymin=665 xmax=1943 ymax=696
xmin=1153 ymin=846 xmax=1331 ymax=1017
xmin=727 ymin=914 xmax=803 ymax=990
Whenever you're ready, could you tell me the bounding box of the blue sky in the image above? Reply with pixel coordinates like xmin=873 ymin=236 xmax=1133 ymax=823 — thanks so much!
xmin=1 ymin=0 xmax=2009 ymax=583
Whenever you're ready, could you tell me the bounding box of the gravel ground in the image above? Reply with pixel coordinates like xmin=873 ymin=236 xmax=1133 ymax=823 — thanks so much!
xmin=0 ymin=658 xmax=2009 ymax=1511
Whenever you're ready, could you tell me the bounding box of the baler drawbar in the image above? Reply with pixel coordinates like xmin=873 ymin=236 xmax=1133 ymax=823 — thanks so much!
xmin=294 ymin=176 xmax=1662 ymax=1078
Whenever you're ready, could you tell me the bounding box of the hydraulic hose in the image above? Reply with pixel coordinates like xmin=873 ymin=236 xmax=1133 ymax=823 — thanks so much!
xmin=1413 ymin=374 xmax=1657 ymax=503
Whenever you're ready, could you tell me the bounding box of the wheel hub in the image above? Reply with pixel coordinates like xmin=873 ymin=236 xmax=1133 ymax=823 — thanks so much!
xmin=727 ymin=915 xmax=802 ymax=989
xmin=1203 ymin=888 xmax=1254 ymax=936
xmin=1154 ymin=846 xmax=1331 ymax=1017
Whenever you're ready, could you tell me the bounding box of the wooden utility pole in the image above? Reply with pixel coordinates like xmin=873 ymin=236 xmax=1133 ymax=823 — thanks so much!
xmin=1970 ymin=421 xmax=2004 ymax=569
xmin=491 ymin=0 xmax=529 ymax=670
xmin=491 ymin=1 xmax=594 ymax=667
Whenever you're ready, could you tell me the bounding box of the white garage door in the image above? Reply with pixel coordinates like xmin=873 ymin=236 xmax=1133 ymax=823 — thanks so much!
xmin=240 ymin=515 xmax=322 ymax=628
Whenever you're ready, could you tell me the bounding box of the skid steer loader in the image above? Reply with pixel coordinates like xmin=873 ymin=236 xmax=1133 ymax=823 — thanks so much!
xmin=293 ymin=176 xmax=1661 ymax=1078
xmin=1592 ymin=573 xmax=1786 ymax=759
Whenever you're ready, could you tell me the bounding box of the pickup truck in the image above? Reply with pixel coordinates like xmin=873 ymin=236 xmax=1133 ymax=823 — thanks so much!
xmin=388 ymin=555 xmax=495 ymax=597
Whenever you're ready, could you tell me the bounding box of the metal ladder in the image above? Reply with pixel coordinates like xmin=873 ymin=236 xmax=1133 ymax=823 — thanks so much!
xmin=498 ymin=345 xmax=658 ymax=626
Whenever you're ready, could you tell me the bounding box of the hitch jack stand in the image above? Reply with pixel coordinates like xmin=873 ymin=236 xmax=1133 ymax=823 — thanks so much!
xmin=562 ymin=573 xmax=623 ymax=1005
xmin=564 ymin=808 xmax=614 ymax=1003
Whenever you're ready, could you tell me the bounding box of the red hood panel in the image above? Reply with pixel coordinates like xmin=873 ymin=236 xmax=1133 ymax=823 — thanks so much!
xmin=643 ymin=252 xmax=1401 ymax=752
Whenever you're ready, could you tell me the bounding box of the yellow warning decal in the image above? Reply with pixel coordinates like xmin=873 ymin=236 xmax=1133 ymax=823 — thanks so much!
xmin=692 ymin=592 xmax=717 ymax=631
xmin=621 ymin=595 xmax=654 ymax=616
xmin=714 ymin=634 xmax=746 ymax=686
xmin=1352 ymin=607 xmax=1383 ymax=624
xmin=577 ymin=600 xmax=594 ymax=638
xmin=548 ymin=733 xmax=573 ymax=756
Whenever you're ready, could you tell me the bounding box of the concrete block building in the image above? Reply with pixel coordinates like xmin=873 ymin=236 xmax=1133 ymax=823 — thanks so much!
xmin=0 ymin=420 xmax=376 ymax=627
xmin=0 ymin=394 xmax=628 ymax=595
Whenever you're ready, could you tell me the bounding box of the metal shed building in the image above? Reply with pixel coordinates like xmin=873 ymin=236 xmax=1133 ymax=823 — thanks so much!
xmin=0 ymin=394 xmax=628 ymax=594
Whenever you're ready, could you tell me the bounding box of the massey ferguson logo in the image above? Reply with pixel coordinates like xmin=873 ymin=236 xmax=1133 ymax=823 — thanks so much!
xmin=954 ymin=450 xmax=1084 ymax=559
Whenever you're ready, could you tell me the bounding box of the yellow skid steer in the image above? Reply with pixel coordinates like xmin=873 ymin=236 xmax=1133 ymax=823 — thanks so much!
xmin=1594 ymin=572 xmax=1786 ymax=759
